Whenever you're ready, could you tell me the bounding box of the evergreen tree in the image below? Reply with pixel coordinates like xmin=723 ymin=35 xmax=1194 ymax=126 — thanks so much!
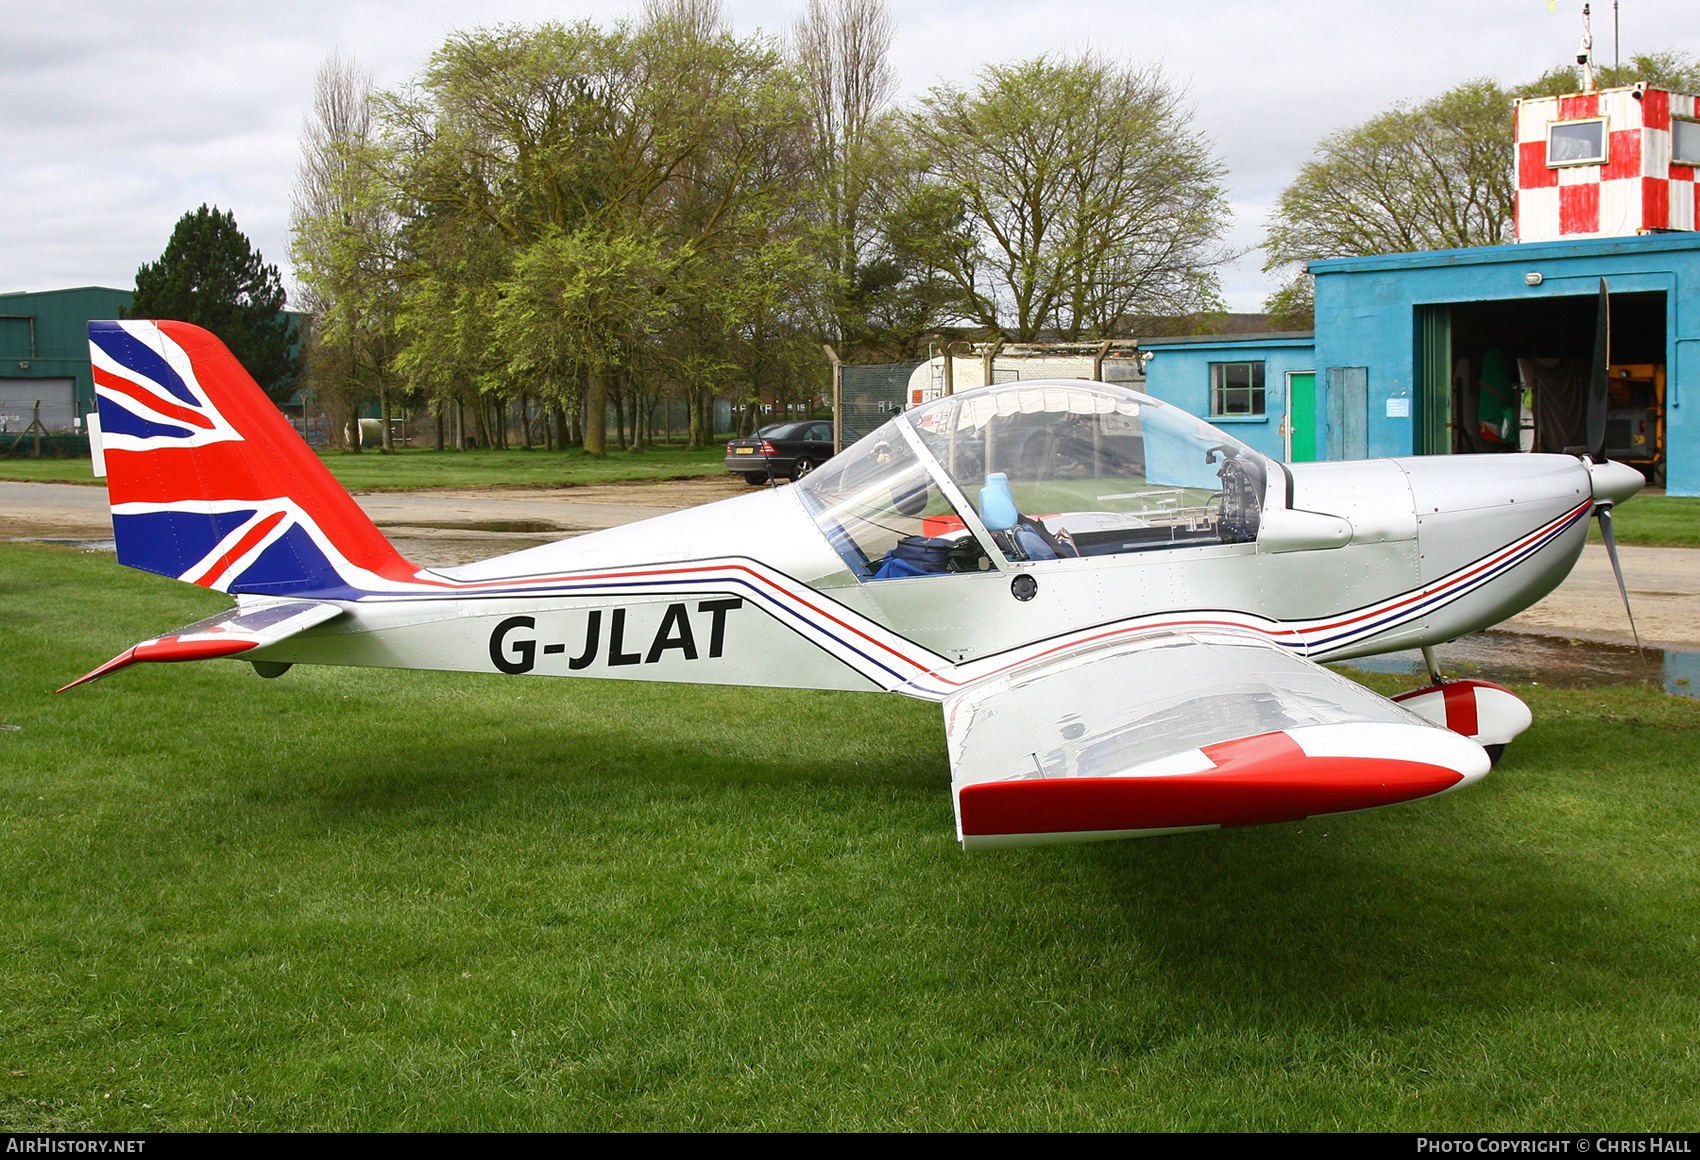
xmin=128 ymin=205 xmax=299 ymax=401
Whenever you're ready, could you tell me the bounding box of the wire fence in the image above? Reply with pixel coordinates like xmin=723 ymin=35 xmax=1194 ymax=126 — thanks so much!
xmin=839 ymin=362 xmax=923 ymax=440
xmin=0 ymin=433 xmax=89 ymax=458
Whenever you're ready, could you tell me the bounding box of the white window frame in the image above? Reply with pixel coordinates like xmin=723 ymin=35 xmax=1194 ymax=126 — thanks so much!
xmin=1673 ymin=117 xmax=1700 ymax=166
xmin=1547 ymin=116 xmax=1609 ymax=168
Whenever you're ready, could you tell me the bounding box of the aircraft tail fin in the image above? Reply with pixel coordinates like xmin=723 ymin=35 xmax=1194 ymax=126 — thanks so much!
xmin=89 ymin=319 xmax=421 ymax=598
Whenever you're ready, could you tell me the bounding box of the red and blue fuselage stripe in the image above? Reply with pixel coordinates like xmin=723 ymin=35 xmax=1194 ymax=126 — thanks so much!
xmin=244 ymin=495 xmax=1589 ymax=699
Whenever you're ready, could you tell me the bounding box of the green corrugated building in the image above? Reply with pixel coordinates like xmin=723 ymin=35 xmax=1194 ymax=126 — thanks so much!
xmin=0 ymin=286 xmax=133 ymax=435
xmin=0 ymin=287 xmax=310 ymax=446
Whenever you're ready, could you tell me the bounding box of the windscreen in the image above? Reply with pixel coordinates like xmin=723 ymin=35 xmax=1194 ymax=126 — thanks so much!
xmin=796 ymin=420 xmax=981 ymax=580
xmin=908 ymin=382 xmax=1267 ymax=560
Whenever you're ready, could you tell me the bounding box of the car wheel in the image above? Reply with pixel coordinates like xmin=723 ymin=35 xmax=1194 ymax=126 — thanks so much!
xmin=743 ymin=473 xmax=768 ymax=486
xmin=791 ymin=458 xmax=815 ymax=480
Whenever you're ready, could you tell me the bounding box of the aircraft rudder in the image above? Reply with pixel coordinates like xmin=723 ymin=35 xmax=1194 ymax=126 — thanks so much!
xmin=89 ymin=319 xmax=417 ymax=596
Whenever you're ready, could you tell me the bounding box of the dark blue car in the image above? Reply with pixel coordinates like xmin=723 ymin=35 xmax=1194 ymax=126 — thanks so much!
xmin=724 ymin=421 xmax=859 ymax=484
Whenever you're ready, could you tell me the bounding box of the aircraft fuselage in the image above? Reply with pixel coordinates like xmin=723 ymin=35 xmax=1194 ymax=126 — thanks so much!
xmin=245 ymin=450 xmax=1612 ymax=702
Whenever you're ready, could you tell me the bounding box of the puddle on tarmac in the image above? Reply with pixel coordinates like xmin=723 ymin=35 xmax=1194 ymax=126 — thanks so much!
xmin=378 ymin=519 xmax=570 ymax=534
xmin=11 ymin=537 xmax=117 ymax=551
xmin=1344 ymin=628 xmax=1700 ymax=700
xmin=392 ymin=536 xmax=560 ymax=568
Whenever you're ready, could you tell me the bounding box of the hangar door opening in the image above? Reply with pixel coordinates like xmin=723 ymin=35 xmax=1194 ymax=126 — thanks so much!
xmin=0 ymin=378 xmax=77 ymax=434
xmin=1414 ymin=292 xmax=1667 ymax=484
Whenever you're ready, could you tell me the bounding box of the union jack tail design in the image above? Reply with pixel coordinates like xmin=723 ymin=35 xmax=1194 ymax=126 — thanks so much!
xmin=91 ymin=320 xmax=426 ymax=598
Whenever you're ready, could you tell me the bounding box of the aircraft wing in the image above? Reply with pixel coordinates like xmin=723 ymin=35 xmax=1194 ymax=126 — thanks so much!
xmin=944 ymin=630 xmax=1490 ymax=849
xmin=59 ymin=600 xmax=344 ymax=691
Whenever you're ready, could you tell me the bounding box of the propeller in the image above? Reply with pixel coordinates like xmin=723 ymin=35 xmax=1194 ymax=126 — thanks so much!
xmin=1587 ymin=277 xmax=1610 ymax=460
xmin=1579 ymin=278 xmax=1644 ymax=658
xmin=1587 ymin=455 xmax=1647 ymax=662
xmin=1594 ymin=498 xmax=1643 ymax=661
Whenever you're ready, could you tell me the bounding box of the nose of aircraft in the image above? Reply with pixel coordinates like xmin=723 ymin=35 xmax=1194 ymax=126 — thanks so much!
xmin=1587 ymin=459 xmax=1646 ymax=507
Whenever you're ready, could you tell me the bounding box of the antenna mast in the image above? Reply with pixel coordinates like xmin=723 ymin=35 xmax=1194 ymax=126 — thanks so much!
xmin=1578 ymin=3 xmax=1597 ymax=93
xmin=1613 ymin=0 xmax=1620 ymax=80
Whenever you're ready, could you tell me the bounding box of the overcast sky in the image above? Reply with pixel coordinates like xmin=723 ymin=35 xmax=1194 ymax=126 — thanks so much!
xmin=4 ymin=0 xmax=1698 ymax=311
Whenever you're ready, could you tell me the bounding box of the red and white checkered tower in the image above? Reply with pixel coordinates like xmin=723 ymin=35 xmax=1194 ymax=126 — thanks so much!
xmin=1515 ymin=82 xmax=1700 ymax=242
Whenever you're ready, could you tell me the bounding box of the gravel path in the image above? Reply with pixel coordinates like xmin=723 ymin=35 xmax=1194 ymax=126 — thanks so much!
xmin=1504 ymin=543 xmax=1700 ymax=647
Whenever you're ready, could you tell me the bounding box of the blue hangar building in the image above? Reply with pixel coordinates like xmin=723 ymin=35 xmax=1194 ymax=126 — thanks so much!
xmin=1141 ymin=80 xmax=1700 ymax=495
xmin=1142 ymin=231 xmax=1699 ymax=496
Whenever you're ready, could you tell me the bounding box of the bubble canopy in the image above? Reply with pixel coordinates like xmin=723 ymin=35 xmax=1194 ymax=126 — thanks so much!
xmin=798 ymin=381 xmax=1270 ymax=581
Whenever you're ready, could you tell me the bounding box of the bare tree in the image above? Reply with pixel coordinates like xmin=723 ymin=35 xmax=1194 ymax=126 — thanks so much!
xmin=642 ymin=0 xmax=727 ymax=40
xmin=911 ymin=54 xmax=1233 ymax=342
xmin=293 ymin=53 xmax=373 ymax=215
xmin=791 ymin=0 xmax=898 ymax=346
xmin=290 ymin=52 xmax=396 ymax=450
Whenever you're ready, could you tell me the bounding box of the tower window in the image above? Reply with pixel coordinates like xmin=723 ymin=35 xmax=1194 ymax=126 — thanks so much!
xmin=1548 ymin=118 xmax=1607 ymax=166
xmin=1674 ymin=118 xmax=1700 ymax=166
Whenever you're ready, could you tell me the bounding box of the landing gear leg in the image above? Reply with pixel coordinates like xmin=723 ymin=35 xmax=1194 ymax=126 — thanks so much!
xmin=1421 ymin=646 xmax=1444 ymax=685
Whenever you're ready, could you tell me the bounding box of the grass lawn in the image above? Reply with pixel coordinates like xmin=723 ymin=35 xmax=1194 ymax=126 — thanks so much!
xmin=1589 ymin=496 xmax=1700 ymax=548
xmin=316 ymin=444 xmax=731 ymax=491
xmin=0 ymin=456 xmax=102 ymax=485
xmin=4 ymin=540 xmax=1700 ymax=1130
xmin=0 ymin=444 xmax=731 ymax=492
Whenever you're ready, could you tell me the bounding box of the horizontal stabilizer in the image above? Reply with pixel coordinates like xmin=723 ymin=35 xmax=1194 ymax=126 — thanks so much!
xmin=59 ymin=600 xmax=344 ymax=691
xmin=944 ymin=630 xmax=1490 ymax=849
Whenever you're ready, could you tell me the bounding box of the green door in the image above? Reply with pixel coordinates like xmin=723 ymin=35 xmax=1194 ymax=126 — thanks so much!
xmin=1416 ymin=304 xmax=1453 ymax=454
xmin=1287 ymin=372 xmax=1317 ymax=462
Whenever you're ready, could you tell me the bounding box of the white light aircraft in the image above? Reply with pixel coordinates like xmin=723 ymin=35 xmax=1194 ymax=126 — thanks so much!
xmin=66 ymin=320 xmax=1645 ymax=849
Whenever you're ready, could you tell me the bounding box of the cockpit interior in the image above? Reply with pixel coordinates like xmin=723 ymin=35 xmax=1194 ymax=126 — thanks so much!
xmin=797 ymin=383 xmax=1271 ymax=581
